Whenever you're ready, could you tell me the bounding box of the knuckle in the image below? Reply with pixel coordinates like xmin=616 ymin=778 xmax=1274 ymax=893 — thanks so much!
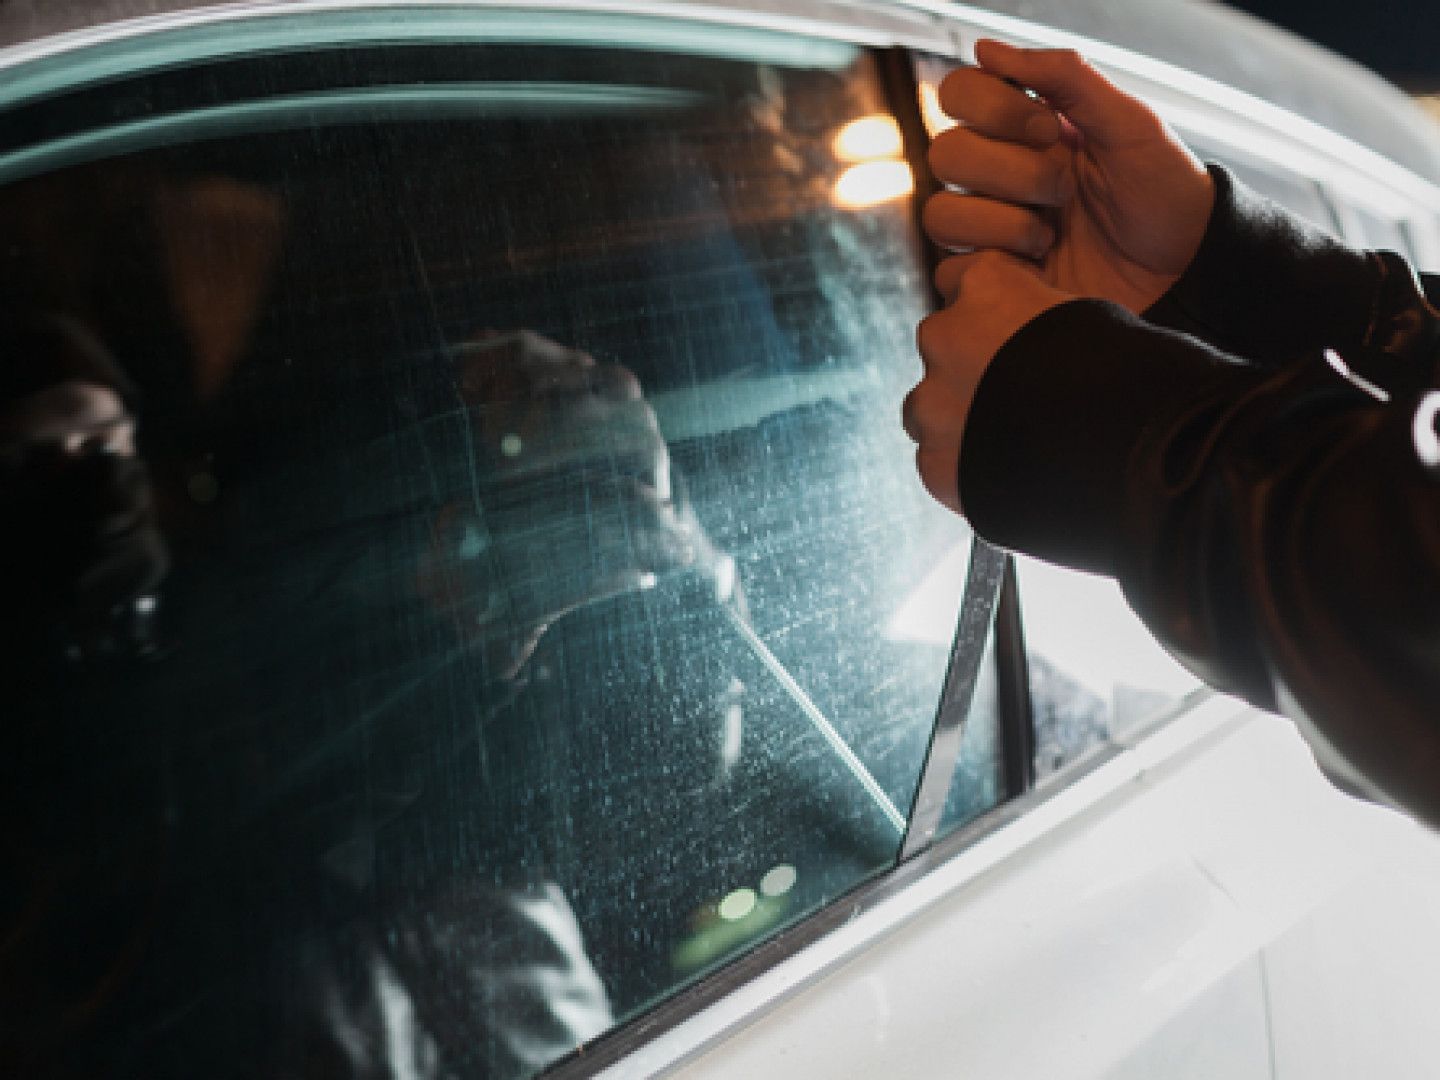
xmin=916 ymin=311 xmax=957 ymax=362
xmin=916 ymin=312 xmax=942 ymax=356
xmin=1026 ymin=217 xmax=1053 ymax=256
xmin=922 ymin=192 xmax=969 ymax=239
xmin=926 ymin=126 xmax=974 ymax=177
xmin=1053 ymin=48 xmax=1084 ymax=73
xmin=971 ymin=248 xmax=1007 ymax=271
xmin=936 ymin=67 xmax=980 ymax=117
xmin=920 ymin=194 xmax=950 ymax=234
xmin=905 ymin=380 xmax=945 ymax=435
xmin=933 ymin=255 xmax=966 ymax=297
xmin=901 ymin=385 xmax=923 ymax=439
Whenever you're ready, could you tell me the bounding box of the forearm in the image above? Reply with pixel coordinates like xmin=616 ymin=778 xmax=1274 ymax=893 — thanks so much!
xmin=1143 ymin=164 xmax=1384 ymax=367
xmin=961 ymin=299 xmax=1440 ymax=826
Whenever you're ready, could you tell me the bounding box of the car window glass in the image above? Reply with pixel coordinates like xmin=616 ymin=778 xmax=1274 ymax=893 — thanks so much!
xmin=0 ymin=19 xmax=1001 ymax=1077
xmin=1014 ymin=556 xmax=1204 ymax=776
xmin=938 ymin=623 xmax=1005 ymax=833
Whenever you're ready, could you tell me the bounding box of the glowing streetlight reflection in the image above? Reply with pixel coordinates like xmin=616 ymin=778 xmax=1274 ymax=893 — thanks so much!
xmin=919 ymin=82 xmax=959 ymax=137
xmin=833 ymin=160 xmax=914 ymax=209
xmin=759 ymin=864 xmax=797 ymax=898
xmin=833 ymin=114 xmax=904 ymax=162
xmin=718 ymin=887 xmax=758 ymax=922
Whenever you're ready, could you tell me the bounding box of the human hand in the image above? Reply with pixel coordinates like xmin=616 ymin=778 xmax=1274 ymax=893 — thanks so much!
xmin=906 ymin=252 xmax=1071 ymax=514
xmin=419 ymin=331 xmax=705 ymax=675
xmin=923 ymin=39 xmax=1214 ymax=314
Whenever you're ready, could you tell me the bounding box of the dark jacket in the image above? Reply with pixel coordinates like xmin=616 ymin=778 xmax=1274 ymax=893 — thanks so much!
xmin=960 ymin=165 xmax=1440 ymax=827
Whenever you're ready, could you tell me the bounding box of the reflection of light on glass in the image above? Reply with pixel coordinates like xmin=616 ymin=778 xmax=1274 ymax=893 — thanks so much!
xmin=500 ymin=433 xmax=523 ymax=457
xmin=884 ymin=542 xmax=969 ymax=645
xmin=833 ymin=115 xmax=903 ymax=161
xmin=1015 ymin=556 xmax=1200 ymax=699
xmin=833 ymin=160 xmax=914 ymax=209
xmin=919 ymin=82 xmax=958 ymax=137
xmin=718 ymin=888 xmax=757 ymax=922
xmin=759 ymin=864 xmax=797 ymax=898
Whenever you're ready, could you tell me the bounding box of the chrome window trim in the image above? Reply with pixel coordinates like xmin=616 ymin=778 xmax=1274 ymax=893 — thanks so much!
xmin=4 ymin=0 xmax=1438 ymax=212
xmin=0 ymin=0 xmax=949 ymax=73
xmin=899 ymin=538 xmax=1005 ymax=859
xmin=1154 ymin=96 xmax=1431 ymax=227
xmin=895 ymin=0 xmax=1440 ymax=209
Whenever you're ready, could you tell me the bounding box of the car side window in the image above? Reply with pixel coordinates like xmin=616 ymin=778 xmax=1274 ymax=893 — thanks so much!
xmin=0 ymin=16 xmax=1002 ymax=1077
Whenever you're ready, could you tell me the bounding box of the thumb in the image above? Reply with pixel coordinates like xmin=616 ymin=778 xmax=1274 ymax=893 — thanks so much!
xmin=974 ymin=39 xmax=1154 ymax=147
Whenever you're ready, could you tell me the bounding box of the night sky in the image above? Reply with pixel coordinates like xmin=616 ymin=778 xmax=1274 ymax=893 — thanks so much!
xmin=1223 ymin=1 xmax=1440 ymax=86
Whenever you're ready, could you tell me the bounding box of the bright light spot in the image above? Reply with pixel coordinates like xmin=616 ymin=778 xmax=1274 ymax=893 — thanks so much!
xmin=884 ymin=542 xmax=968 ymax=645
xmin=1014 ymin=556 xmax=1201 ymax=699
xmin=759 ymin=864 xmax=797 ymax=897
xmin=1414 ymin=391 xmax=1440 ymax=468
xmin=919 ymin=83 xmax=958 ymax=137
xmin=718 ymin=887 xmax=757 ymax=922
xmin=500 ymin=433 xmax=523 ymax=457
xmin=833 ymin=160 xmax=914 ymax=209
xmin=833 ymin=115 xmax=903 ymax=162
xmin=713 ymin=553 xmax=736 ymax=604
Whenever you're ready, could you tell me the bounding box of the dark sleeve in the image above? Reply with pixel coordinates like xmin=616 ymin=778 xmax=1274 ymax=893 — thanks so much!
xmin=1142 ymin=163 xmax=1382 ymax=367
xmin=960 ymin=295 xmax=1440 ymax=828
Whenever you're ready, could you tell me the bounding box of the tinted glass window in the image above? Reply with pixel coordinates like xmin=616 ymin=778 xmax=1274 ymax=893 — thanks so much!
xmin=0 ymin=17 xmax=998 ymax=1077
xmin=1015 ymin=556 xmax=1203 ymax=776
xmin=939 ymin=624 xmax=1004 ymax=832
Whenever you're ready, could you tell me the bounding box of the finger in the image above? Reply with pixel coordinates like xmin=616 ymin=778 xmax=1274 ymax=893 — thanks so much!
xmin=928 ymin=126 xmax=1073 ymax=206
xmin=973 ymin=39 xmax=1161 ymax=148
xmin=901 ymin=371 xmax=971 ymax=447
xmin=931 ymin=254 xmax=980 ymax=305
xmin=902 ymin=382 xmax=967 ymax=514
xmin=923 ymin=191 xmax=1054 ymax=261
xmin=916 ymin=445 xmax=963 ymax=516
xmin=936 ymin=66 xmax=1061 ymax=148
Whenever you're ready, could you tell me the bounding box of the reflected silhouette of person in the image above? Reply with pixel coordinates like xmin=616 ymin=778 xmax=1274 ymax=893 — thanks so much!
xmin=300 ymin=330 xmax=747 ymax=1079
xmin=0 ymin=313 xmax=168 ymax=675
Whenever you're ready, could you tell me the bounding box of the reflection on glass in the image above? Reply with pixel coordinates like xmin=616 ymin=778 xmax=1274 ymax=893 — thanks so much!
xmin=918 ymin=81 xmax=959 ymax=138
xmin=0 ymin=22 xmax=996 ymax=1079
xmin=1016 ymin=556 xmax=1203 ymax=776
xmin=833 ymin=159 xmax=915 ymax=208
xmin=833 ymin=114 xmax=904 ymax=161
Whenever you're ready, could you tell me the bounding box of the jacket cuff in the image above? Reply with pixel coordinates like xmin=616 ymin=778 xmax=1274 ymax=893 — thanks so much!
xmin=960 ymin=298 xmax=1261 ymax=578
xmin=1144 ymin=163 xmax=1380 ymax=367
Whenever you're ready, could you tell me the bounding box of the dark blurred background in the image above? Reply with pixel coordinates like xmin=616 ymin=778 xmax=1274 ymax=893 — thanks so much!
xmin=1223 ymin=1 xmax=1440 ymax=91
